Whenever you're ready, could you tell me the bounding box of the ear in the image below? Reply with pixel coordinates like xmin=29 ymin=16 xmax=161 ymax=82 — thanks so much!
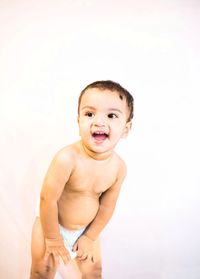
xmin=121 ymin=121 xmax=132 ymax=138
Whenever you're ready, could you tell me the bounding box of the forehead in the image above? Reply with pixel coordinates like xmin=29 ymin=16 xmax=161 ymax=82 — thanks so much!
xmin=80 ymin=88 xmax=128 ymax=111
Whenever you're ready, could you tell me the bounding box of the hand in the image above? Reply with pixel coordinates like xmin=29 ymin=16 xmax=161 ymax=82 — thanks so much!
xmin=44 ymin=237 xmax=71 ymax=266
xmin=73 ymin=235 xmax=95 ymax=262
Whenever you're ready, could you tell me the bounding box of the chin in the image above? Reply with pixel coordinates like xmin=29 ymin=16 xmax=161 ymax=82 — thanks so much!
xmin=88 ymin=144 xmax=110 ymax=153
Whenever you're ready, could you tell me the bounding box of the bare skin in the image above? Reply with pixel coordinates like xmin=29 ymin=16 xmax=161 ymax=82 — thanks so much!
xmin=30 ymin=88 xmax=132 ymax=278
xmin=31 ymin=216 xmax=101 ymax=279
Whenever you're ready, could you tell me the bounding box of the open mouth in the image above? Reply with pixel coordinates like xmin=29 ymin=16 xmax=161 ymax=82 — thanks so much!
xmin=92 ymin=131 xmax=108 ymax=141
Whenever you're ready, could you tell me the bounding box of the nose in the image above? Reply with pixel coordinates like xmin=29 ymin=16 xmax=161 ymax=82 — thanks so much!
xmin=93 ymin=114 xmax=105 ymax=126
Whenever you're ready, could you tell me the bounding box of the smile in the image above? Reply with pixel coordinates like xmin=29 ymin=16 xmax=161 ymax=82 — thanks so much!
xmin=92 ymin=131 xmax=108 ymax=141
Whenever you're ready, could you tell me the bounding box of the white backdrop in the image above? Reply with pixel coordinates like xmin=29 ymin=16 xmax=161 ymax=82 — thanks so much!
xmin=0 ymin=1 xmax=200 ymax=278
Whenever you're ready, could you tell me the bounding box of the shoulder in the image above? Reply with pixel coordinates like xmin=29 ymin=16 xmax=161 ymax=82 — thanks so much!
xmin=113 ymin=153 xmax=127 ymax=178
xmin=51 ymin=142 xmax=79 ymax=168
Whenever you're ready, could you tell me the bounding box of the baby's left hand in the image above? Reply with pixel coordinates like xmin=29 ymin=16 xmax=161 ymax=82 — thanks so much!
xmin=73 ymin=235 xmax=95 ymax=262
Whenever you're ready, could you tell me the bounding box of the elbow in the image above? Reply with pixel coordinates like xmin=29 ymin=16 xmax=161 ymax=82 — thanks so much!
xmin=39 ymin=194 xmax=57 ymax=209
xmin=40 ymin=193 xmax=55 ymax=204
xmin=40 ymin=193 xmax=47 ymax=203
xmin=39 ymin=195 xmax=49 ymax=208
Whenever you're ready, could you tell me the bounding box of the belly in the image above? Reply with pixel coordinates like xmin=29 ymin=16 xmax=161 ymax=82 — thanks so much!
xmin=58 ymin=193 xmax=99 ymax=230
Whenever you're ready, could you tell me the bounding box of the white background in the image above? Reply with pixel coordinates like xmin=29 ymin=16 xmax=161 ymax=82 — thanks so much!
xmin=0 ymin=1 xmax=200 ymax=278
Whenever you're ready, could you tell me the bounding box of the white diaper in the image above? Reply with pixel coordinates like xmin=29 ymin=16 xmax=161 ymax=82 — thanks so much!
xmin=59 ymin=225 xmax=86 ymax=259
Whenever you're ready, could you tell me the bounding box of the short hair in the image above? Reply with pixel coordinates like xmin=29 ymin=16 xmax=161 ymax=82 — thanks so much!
xmin=78 ymin=80 xmax=134 ymax=122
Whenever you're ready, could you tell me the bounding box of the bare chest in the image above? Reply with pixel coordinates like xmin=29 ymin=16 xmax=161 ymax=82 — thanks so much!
xmin=66 ymin=160 xmax=118 ymax=194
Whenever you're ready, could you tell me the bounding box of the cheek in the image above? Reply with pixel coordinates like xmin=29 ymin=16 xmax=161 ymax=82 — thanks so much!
xmin=111 ymin=126 xmax=125 ymax=138
xmin=112 ymin=120 xmax=126 ymax=130
xmin=114 ymin=123 xmax=128 ymax=137
xmin=78 ymin=121 xmax=90 ymax=135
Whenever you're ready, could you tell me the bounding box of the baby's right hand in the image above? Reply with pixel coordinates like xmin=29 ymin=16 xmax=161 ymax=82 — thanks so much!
xmin=44 ymin=237 xmax=70 ymax=266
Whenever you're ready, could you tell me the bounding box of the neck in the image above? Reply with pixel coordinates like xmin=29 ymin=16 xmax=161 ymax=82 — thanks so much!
xmin=80 ymin=141 xmax=114 ymax=161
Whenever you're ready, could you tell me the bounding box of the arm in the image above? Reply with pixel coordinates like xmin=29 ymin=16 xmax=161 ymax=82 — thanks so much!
xmin=40 ymin=150 xmax=74 ymax=264
xmin=74 ymin=160 xmax=127 ymax=261
xmin=85 ymin=161 xmax=127 ymax=240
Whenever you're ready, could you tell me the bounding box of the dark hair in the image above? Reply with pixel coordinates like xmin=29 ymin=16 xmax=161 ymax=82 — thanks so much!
xmin=78 ymin=80 xmax=134 ymax=122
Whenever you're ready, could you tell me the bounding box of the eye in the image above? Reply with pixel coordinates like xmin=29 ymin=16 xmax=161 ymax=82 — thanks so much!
xmin=85 ymin=112 xmax=94 ymax=118
xmin=107 ymin=113 xmax=118 ymax=119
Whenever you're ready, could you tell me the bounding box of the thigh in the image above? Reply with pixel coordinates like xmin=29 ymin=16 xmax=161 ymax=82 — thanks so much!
xmin=31 ymin=217 xmax=46 ymax=262
xmin=76 ymin=238 xmax=102 ymax=279
xmin=30 ymin=217 xmax=56 ymax=279
xmin=31 ymin=217 xmax=83 ymax=279
xmin=57 ymin=260 xmax=82 ymax=279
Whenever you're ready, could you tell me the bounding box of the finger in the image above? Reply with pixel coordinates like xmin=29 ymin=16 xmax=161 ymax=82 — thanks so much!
xmin=52 ymin=251 xmax=60 ymax=268
xmin=80 ymin=254 xmax=88 ymax=261
xmin=76 ymin=250 xmax=83 ymax=258
xmin=87 ymin=254 xmax=94 ymax=262
xmin=87 ymin=254 xmax=92 ymax=261
xmin=61 ymin=255 xmax=69 ymax=265
xmin=44 ymin=251 xmax=51 ymax=261
xmin=59 ymin=249 xmax=71 ymax=264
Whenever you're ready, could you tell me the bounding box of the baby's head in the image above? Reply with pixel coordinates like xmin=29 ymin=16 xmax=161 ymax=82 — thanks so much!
xmin=78 ymin=80 xmax=134 ymax=123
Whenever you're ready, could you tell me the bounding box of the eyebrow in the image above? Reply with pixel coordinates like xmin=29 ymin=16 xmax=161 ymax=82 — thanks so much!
xmin=81 ymin=106 xmax=123 ymax=114
xmin=81 ymin=106 xmax=96 ymax=111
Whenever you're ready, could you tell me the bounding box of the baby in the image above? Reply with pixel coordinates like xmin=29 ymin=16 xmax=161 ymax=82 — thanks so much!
xmin=30 ymin=80 xmax=134 ymax=279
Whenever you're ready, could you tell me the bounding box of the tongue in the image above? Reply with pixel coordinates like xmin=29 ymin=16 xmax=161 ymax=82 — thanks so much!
xmin=93 ymin=134 xmax=107 ymax=141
